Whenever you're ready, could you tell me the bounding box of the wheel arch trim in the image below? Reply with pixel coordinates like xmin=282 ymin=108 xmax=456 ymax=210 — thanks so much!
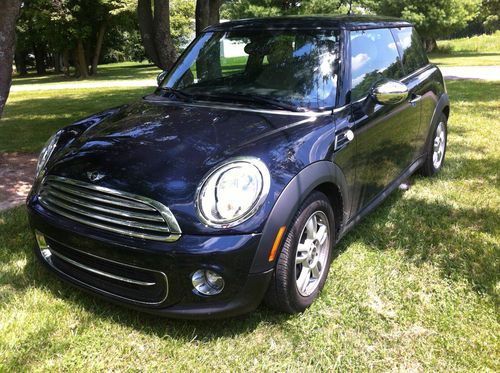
xmin=249 ymin=161 xmax=349 ymax=273
xmin=422 ymin=93 xmax=450 ymax=153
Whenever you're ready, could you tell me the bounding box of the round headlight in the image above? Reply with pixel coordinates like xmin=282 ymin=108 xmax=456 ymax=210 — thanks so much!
xmin=35 ymin=130 xmax=63 ymax=179
xmin=196 ymin=157 xmax=270 ymax=228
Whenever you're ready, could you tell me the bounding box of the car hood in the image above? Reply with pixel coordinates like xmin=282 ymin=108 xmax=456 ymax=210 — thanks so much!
xmin=47 ymin=97 xmax=334 ymax=234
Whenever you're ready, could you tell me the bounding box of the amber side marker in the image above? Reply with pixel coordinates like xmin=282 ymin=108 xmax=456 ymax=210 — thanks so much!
xmin=268 ymin=225 xmax=286 ymax=262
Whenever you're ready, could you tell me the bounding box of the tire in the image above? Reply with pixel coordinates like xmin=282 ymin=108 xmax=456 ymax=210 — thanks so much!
xmin=264 ymin=191 xmax=335 ymax=314
xmin=421 ymin=113 xmax=448 ymax=176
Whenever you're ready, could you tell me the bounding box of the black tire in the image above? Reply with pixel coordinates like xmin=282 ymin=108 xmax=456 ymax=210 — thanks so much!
xmin=264 ymin=191 xmax=335 ymax=314
xmin=421 ymin=113 xmax=448 ymax=177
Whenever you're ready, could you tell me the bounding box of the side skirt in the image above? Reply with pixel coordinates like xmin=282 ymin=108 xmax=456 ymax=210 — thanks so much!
xmin=337 ymin=155 xmax=425 ymax=242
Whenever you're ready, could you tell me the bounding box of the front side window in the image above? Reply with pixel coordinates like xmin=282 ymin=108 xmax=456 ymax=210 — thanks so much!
xmin=350 ymin=28 xmax=403 ymax=102
xmin=162 ymin=29 xmax=340 ymax=111
xmin=392 ymin=27 xmax=428 ymax=75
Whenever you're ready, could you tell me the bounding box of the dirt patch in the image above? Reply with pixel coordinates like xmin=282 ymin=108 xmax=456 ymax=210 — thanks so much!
xmin=0 ymin=152 xmax=38 ymax=211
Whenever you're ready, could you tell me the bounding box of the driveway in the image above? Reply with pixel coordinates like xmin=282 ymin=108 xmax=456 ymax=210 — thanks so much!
xmin=440 ymin=65 xmax=500 ymax=81
xmin=10 ymin=79 xmax=156 ymax=92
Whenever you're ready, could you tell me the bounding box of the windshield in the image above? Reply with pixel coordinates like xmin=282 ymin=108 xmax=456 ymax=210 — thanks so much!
xmin=161 ymin=29 xmax=340 ymax=111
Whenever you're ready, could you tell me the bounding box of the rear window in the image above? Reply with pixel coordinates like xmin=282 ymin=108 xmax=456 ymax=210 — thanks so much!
xmin=349 ymin=28 xmax=403 ymax=101
xmin=392 ymin=27 xmax=428 ymax=75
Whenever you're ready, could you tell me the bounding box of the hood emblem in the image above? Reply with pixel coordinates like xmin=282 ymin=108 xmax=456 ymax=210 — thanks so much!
xmin=86 ymin=171 xmax=106 ymax=182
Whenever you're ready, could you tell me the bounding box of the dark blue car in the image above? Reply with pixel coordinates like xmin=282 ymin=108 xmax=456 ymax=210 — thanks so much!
xmin=27 ymin=15 xmax=449 ymax=318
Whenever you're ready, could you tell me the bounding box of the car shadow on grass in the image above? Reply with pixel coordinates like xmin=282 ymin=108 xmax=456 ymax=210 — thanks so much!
xmin=336 ymin=178 xmax=499 ymax=303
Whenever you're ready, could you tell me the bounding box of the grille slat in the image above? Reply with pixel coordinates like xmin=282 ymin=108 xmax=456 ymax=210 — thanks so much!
xmin=45 ymin=189 xmax=166 ymax=223
xmin=38 ymin=176 xmax=182 ymax=242
xmin=50 ymin=182 xmax=156 ymax=211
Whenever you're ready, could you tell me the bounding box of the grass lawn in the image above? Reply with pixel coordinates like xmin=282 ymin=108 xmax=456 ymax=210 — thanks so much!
xmin=0 ymin=77 xmax=499 ymax=370
xmin=429 ymin=31 xmax=500 ymax=66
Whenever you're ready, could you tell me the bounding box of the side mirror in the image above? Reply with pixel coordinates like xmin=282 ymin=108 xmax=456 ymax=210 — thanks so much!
xmin=371 ymin=79 xmax=408 ymax=105
xmin=157 ymin=70 xmax=168 ymax=86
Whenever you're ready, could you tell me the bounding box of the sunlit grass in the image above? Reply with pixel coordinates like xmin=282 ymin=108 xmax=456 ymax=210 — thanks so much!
xmin=0 ymin=76 xmax=499 ymax=371
xmin=429 ymin=31 xmax=500 ymax=66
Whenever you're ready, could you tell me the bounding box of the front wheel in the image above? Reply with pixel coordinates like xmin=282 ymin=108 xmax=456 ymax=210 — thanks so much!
xmin=264 ymin=191 xmax=335 ymax=314
xmin=421 ymin=114 xmax=448 ymax=176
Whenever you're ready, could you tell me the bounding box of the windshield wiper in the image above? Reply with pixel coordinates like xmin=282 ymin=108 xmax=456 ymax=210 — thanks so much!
xmin=191 ymin=92 xmax=304 ymax=112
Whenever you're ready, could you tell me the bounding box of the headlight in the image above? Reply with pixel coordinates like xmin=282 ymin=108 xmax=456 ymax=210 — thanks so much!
xmin=35 ymin=130 xmax=63 ymax=179
xmin=196 ymin=157 xmax=270 ymax=228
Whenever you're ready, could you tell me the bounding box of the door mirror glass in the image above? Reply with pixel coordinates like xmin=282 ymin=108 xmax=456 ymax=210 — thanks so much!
xmin=371 ymin=79 xmax=408 ymax=105
xmin=157 ymin=70 xmax=168 ymax=86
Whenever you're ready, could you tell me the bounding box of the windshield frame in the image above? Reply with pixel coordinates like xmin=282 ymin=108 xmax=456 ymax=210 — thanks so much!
xmin=158 ymin=27 xmax=343 ymax=113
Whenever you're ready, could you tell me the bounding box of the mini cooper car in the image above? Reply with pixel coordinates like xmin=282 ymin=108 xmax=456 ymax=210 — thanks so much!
xmin=27 ymin=15 xmax=449 ymax=318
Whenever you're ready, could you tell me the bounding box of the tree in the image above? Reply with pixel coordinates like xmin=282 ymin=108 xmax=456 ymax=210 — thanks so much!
xmin=170 ymin=0 xmax=196 ymax=49
xmin=196 ymin=0 xmax=223 ymax=35
xmin=137 ymin=0 xmax=178 ymax=70
xmin=0 ymin=0 xmax=22 ymax=119
xmin=481 ymin=0 xmax=500 ymax=33
xmin=361 ymin=0 xmax=481 ymax=51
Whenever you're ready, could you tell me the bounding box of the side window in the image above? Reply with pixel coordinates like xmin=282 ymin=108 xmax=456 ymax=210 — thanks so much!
xmin=392 ymin=27 xmax=428 ymax=75
xmin=350 ymin=28 xmax=403 ymax=102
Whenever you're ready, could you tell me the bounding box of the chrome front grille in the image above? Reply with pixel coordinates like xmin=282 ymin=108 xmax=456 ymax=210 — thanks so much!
xmin=38 ymin=176 xmax=181 ymax=242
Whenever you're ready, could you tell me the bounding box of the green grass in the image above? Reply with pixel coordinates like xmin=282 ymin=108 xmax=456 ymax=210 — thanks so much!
xmin=0 ymin=80 xmax=499 ymax=371
xmin=429 ymin=31 xmax=500 ymax=66
xmin=0 ymin=86 xmax=153 ymax=153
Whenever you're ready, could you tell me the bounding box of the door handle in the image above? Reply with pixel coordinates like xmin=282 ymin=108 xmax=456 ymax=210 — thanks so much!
xmin=409 ymin=94 xmax=422 ymax=106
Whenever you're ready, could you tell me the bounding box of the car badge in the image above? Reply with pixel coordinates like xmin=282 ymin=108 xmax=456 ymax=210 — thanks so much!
xmin=86 ymin=171 xmax=105 ymax=182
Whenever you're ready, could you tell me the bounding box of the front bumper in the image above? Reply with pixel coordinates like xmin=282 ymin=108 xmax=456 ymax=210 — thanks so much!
xmin=27 ymin=198 xmax=273 ymax=319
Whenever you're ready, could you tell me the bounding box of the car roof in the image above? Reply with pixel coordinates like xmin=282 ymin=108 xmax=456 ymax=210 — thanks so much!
xmin=205 ymin=15 xmax=413 ymax=32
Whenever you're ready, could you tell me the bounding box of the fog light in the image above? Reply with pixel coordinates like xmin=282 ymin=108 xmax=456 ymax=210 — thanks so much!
xmin=192 ymin=269 xmax=224 ymax=295
xmin=35 ymin=231 xmax=51 ymax=260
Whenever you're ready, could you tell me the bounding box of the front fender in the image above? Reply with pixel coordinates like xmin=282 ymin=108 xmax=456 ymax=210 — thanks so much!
xmin=249 ymin=160 xmax=349 ymax=273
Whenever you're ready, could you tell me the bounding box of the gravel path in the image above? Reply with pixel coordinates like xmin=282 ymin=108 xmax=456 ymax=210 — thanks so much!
xmin=0 ymin=153 xmax=38 ymax=211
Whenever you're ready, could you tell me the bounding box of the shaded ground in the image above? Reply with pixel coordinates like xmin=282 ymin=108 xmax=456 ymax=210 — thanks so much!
xmin=0 ymin=153 xmax=37 ymax=210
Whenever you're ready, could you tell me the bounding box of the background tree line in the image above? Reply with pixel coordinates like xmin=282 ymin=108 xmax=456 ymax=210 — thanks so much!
xmin=0 ymin=0 xmax=498 ymax=118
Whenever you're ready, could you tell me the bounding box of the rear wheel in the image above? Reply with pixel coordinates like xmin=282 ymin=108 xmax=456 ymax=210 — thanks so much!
xmin=265 ymin=191 xmax=335 ymax=314
xmin=421 ymin=113 xmax=448 ymax=176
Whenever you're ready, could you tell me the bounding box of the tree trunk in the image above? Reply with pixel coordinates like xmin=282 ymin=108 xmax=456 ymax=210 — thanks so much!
xmin=138 ymin=0 xmax=160 ymax=67
xmin=0 ymin=0 xmax=22 ymax=118
xmin=33 ymin=43 xmax=47 ymax=75
xmin=196 ymin=0 xmax=222 ymax=36
xmin=153 ymin=0 xmax=178 ymax=70
xmin=423 ymin=37 xmax=437 ymax=53
xmin=54 ymin=52 xmax=62 ymax=74
xmin=90 ymin=22 xmax=107 ymax=75
xmin=14 ymin=49 xmax=28 ymax=76
xmin=76 ymin=39 xmax=89 ymax=79
xmin=62 ymin=49 xmax=70 ymax=76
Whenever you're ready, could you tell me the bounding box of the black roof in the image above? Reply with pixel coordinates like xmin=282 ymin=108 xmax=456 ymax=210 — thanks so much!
xmin=205 ymin=15 xmax=412 ymax=32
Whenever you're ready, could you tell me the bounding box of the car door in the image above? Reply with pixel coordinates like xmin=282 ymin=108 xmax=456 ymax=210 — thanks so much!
xmin=347 ymin=27 xmax=422 ymax=215
xmin=391 ymin=26 xmax=435 ymax=153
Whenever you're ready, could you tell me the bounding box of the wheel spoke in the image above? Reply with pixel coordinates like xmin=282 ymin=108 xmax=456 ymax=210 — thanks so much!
xmin=311 ymin=261 xmax=322 ymax=278
xmin=296 ymin=242 xmax=309 ymax=265
xmin=305 ymin=215 xmax=317 ymax=239
xmin=296 ymin=267 xmax=311 ymax=294
xmin=315 ymin=225 xmax=328 ymax=245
